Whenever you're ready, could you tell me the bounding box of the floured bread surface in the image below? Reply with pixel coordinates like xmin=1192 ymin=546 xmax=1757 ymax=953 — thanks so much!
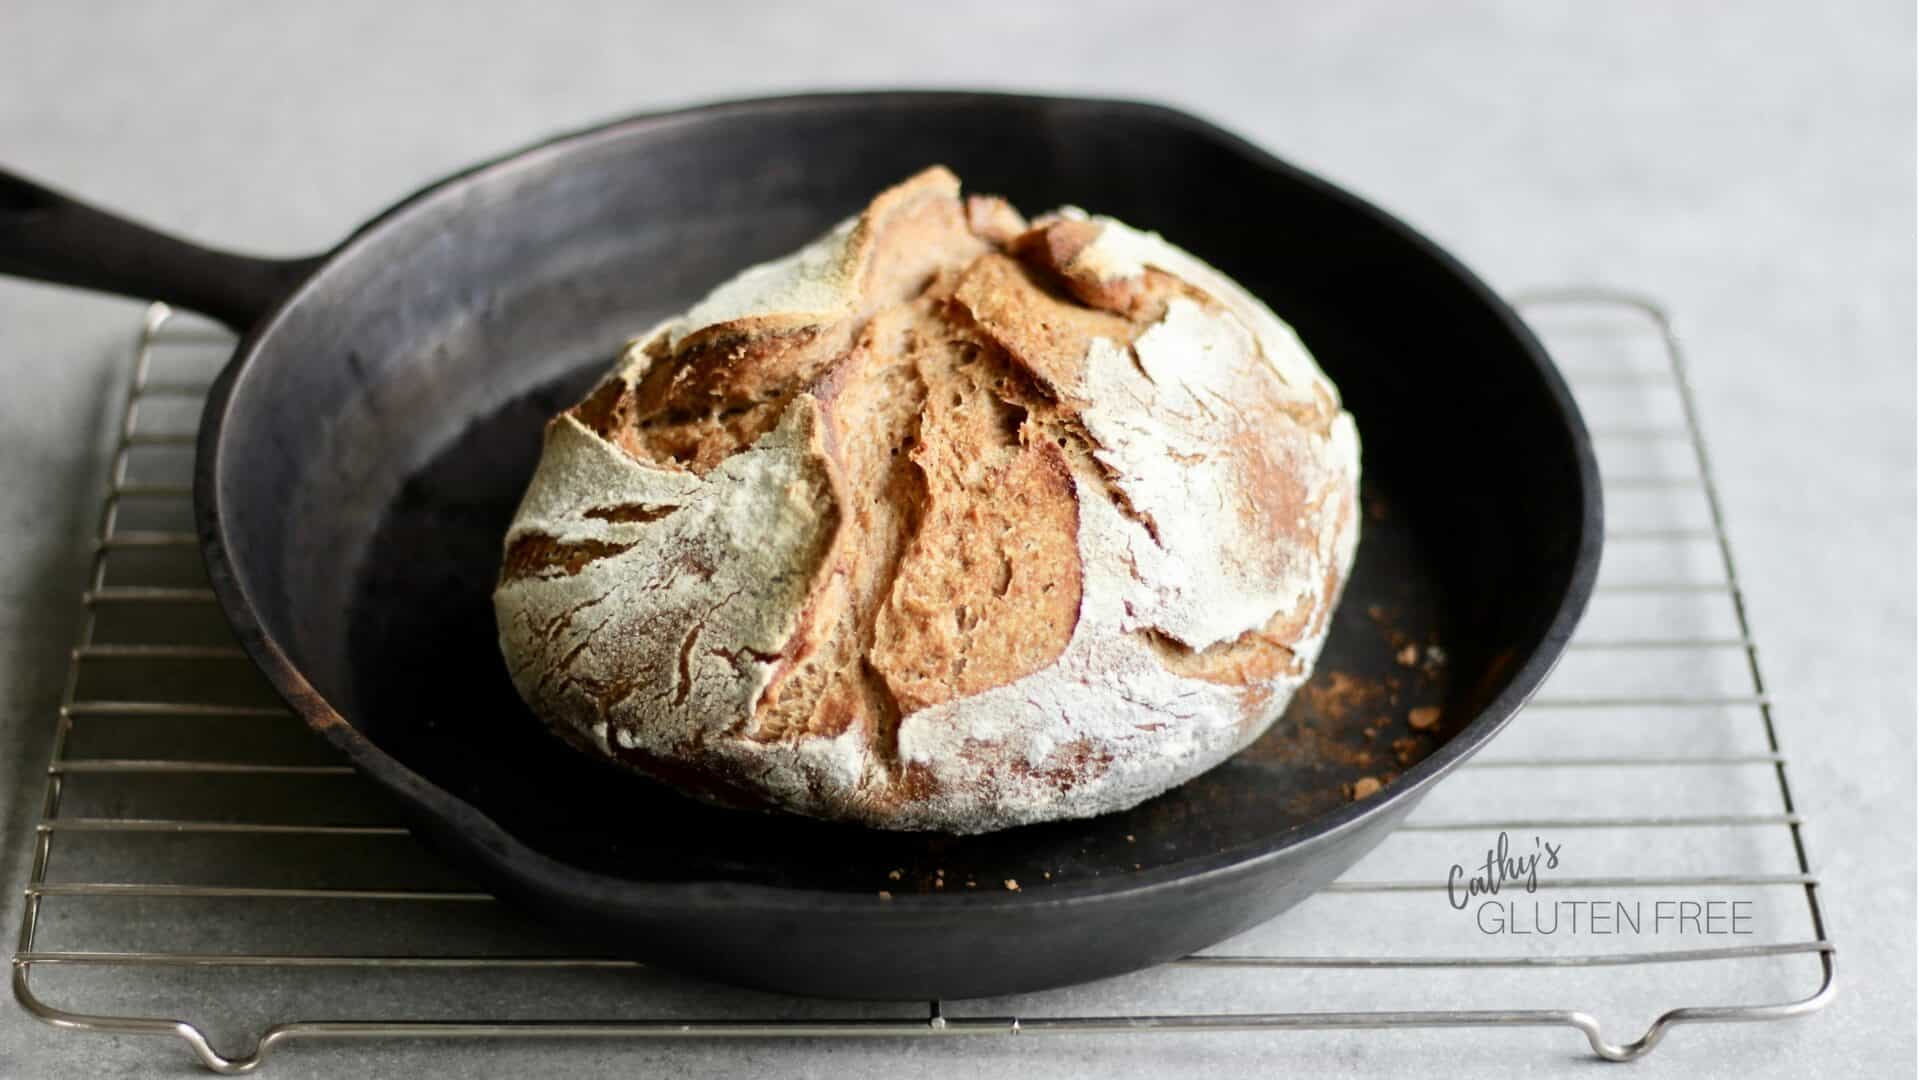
xmin=494 ymin=167 xmax=1362 ymax=833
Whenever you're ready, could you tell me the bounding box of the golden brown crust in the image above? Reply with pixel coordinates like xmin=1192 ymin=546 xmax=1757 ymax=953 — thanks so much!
xmin=500 ymin=533 xmax=637 ymax=582
xmin=949 ymin=252 xmax=1126 ymax=400
xmin=965 ymin=194 xmax=1029 ymax=247
xmin=1013 ymin=218 xmax=1200 ymax=323
xmin=868 ymin=346 xmax=1084 ymax=714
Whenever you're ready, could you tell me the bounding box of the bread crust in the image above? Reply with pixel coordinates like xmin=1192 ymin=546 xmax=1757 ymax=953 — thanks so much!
xmin=494 ymin=167 xmax=1361 ymax=833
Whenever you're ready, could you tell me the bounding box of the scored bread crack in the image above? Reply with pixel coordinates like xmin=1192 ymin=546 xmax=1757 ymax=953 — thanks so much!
xmin=866 ymin=308 xmax=1081 ymax=720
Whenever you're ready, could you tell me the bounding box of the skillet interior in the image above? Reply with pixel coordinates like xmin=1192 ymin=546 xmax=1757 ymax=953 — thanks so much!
xmin=202 ymin=94 xmax=1596 ymax=997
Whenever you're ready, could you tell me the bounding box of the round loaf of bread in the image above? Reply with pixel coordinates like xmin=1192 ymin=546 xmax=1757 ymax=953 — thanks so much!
xmin=494 ymin=167 xmax=1361 ymax=833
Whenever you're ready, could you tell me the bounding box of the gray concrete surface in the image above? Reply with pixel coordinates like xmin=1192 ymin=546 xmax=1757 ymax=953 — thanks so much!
xmin=1 ymin=2 xmax=1912 ymax=1076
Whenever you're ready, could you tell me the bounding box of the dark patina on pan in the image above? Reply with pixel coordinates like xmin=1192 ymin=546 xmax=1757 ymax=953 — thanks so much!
xmin=0 ymin=93 xmax=1601 ymax=999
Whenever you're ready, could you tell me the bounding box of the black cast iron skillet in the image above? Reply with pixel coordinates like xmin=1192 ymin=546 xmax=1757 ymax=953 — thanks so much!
xmin=0 ymin=92 xmax=1600 ymax=1000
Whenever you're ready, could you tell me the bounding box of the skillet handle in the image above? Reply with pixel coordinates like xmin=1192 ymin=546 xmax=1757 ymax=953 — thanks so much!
xmin=0 ymin=168 xmax=321 ymax=331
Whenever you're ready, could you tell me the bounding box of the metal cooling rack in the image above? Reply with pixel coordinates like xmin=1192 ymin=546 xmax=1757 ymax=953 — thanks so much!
xmin=12 ymin=291 xmax=1835 ymax=1073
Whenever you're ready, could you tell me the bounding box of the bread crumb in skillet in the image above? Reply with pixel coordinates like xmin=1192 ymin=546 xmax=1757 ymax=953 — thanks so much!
xmin=1391 ymin=736 xmax=1423 ymax=766
xmin=1351 ymin=776 xmax=1382 ymax=799
xmin=1408 ymin=706 xmax=1441 ymax=731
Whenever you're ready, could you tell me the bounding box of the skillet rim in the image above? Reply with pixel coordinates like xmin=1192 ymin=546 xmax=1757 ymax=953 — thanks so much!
xmin=194 ymin=90 xmax=1604 ymax=916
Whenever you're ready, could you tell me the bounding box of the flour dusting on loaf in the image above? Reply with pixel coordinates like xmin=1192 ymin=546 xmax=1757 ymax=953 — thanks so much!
xmin=495 ymin=167 xmax=1361 ymax=833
